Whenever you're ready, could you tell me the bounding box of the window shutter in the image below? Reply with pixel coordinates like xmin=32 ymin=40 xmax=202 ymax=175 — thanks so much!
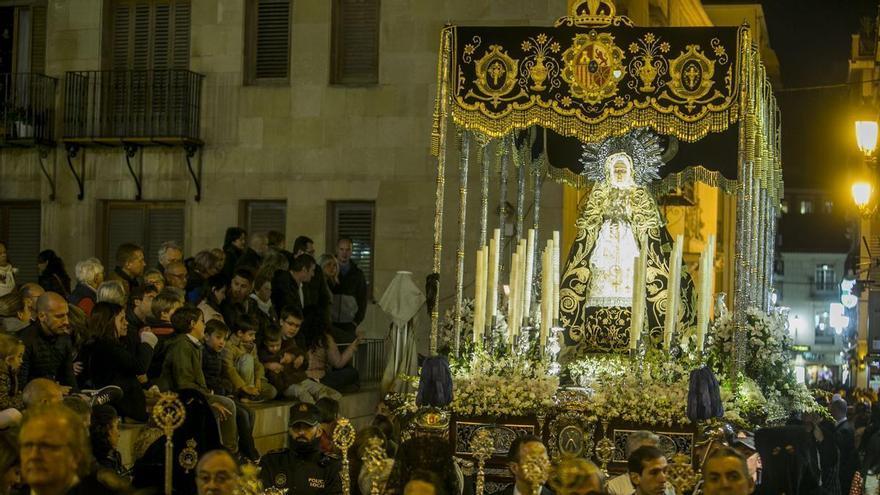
xmin=110 ymin=0 xmax=190 ymax=71
xmin=132 ymin=3 xmax=151 ymax=71
xmin=30 ymin=6 xmax=46 ymax=74
xmin=104 ymin=202 xmax=184 ymax=269
xmin=332 ymin=0 xmax=379 ymax=84
xmin=105 ymin=206 xmax=146 ymax=269
xmin=0 ymin=203 xmax=41 ymax=284
xmin=171 ymin=2 xmax=191 ymax=70
xmin=146 ymin=207 xmax=185 ymax=268
xmin=331 ymin=202 xmax=375 ymax=295
xmin=254 ymin=0 xmax=291 ymax=80
xmin=246 ymin=201 xmax=287 ymax=236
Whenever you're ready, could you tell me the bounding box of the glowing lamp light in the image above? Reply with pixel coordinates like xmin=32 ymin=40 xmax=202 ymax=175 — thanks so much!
xmin=842 ymin=294 xmax=859 ymax=309
xmin=856 ymin=120 xmax=879 ymax=155
xmin=830 ymin=302 xmax=850 ymax=335
xmin=853 ymin=182 xmax=874 ymax=209
xmin=841 ymin=279 xmax=859 ymax=309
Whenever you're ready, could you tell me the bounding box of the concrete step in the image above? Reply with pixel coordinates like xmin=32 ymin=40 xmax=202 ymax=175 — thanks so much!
xmin=118 ymin=385 xmax=383 ymax=466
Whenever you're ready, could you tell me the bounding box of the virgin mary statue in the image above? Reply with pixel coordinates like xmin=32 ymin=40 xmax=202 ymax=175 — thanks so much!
xmin=559 ymin=129 xmax=695 ymax=358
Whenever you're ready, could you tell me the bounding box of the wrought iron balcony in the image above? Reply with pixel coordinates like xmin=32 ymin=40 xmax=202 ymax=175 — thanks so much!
xmin=63 ymin=70 xmax=204 ymax=146
xmin=0 ymin=73 xmax=58 ymax=147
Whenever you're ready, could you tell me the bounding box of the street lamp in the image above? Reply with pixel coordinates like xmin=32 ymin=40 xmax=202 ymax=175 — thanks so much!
xmin=856 ymin=120 xmax=879 ymax=156
xmin=853 ymin=118 xmax=879 ymax=216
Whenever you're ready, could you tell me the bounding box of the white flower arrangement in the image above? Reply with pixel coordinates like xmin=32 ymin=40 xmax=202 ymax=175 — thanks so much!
xmin=449 ymin=348 xmax=559 ymax=417
xmin=709 ymin=307 xmax=821 ymax=424
xmin=567 ymin=352 xmax=693 ymax=427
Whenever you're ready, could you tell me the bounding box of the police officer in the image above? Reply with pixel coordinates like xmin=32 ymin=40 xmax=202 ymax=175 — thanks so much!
xmin=260 ymin=402 xmax=343 ymax=494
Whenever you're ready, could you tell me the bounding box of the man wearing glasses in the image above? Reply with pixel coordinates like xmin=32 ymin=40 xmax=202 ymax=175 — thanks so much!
xmin=19 ymin=404 xmax=126 ymax=494
xmin=196 ymin=450 xmax=240 ymax=495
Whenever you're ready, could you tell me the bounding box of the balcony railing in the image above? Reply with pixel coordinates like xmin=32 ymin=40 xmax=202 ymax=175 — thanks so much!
xmin=63 ymin=70 xmax=203 ymax=145
xmin=0 ymin=73 xmax=57 ymax=146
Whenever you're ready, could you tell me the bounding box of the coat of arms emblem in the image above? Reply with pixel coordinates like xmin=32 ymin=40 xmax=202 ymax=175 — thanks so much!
xmin=562 ymin=30 xmax=625 ymax=104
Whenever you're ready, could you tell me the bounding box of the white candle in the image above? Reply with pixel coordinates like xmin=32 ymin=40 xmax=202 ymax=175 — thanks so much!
xmin=541 ymin=244 xmax=552 ymax=349
xmin=508 ymin=249 xmax=520 ymax=345
xmin=552 ymin=231 xmax=560 ymax=324
xmin=473 ymin=247 xmax=486 ymax=345
xmin=487 ymin=229 xmax=501 ymax=327
xmin=524 ymin=229 xmax=536 ymax=322
xmin=664 ymin=235 xmax=684 ymax=350
xmin=697 ymin=234 xmax=716 ymax=353
xmin=630 ymin=236 xmax=647 ymax=350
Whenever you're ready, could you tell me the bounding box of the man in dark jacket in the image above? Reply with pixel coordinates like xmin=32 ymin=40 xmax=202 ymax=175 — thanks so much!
xmin=271 ymin=255 xmax=315 ymax=317
xmin=19 ymin=292 xmax=77 ymax=390
xmin=107 ymin=243 xmax=146 ymax=295
xmin=330 ymin=238 xmax=367 ymax=341
xmin=260 ymin=402 xmax=342 ymax=494
xmin=833 ymin=397 xmax=857 ymax=494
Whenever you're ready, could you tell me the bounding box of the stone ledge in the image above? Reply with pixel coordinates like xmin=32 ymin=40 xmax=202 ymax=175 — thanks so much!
xmin=119 ymin=386 xmax=382 ymax=466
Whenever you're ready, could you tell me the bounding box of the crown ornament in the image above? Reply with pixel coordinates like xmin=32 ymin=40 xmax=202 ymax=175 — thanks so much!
xmin=414 ymin=407 xmax=450 ymax=432
xmin=556 ymin=0 xmax=633 ymax=28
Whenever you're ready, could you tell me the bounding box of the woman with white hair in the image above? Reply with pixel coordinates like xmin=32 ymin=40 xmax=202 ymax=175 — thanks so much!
xmin=69 ymin=258 xmax=104 ymax=316
xmin=97 ymin=280 xmax=127 ymax=306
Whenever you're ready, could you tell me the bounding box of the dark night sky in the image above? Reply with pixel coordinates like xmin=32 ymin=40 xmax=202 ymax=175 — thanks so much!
xmin=707 ymin=0 xmax=877 ymax=193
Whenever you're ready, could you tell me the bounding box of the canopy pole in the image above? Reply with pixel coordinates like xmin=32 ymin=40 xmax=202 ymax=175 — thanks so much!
xmin=429 ymin=28 xmax=453 ymax=356
xmin=453 ymin=131 xmax=471 ymax=357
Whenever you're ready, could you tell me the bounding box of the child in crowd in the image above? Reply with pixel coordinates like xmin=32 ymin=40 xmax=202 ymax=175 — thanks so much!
xmin=90 ymin=404 xmax=124 ymax=475
xmin=223 ymin=315 xmax=276 ymax=402
xmin=0 ymin=334 xmax=24 ymax=429
xmin=146 ymin=288 xmax=185 ymax=380
xmin=158 ymin=306 xmax=239 ymax=455
xmin=315 ymin=397 xmax=339 ymax=455
xmin=202 ymin=319 xmax=231 ymax=396
xmin=259 ymin=307 xmax=341 ymax=404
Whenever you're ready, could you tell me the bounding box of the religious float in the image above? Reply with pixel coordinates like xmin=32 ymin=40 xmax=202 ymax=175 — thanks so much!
xmin=392 ymin=0 xmax=822 ymax=491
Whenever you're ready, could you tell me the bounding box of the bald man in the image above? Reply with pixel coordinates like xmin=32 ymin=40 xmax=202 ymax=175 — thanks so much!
xmin=196 ymin=450 xmax=239 ymax=495
xmin=22 ymin=378 xmax=64 ymax=408
xmin=19 ymin=292 xmax=77 ymax=390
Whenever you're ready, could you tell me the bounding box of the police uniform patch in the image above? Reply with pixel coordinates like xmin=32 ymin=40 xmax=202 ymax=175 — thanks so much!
xmin=274 ymin=473 xmax=287 ymax=487
xmin=308 ymin=478 xmax=326 ymax=488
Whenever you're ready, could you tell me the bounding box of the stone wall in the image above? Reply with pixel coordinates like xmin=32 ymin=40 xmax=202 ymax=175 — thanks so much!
xmin=0 ymin=0 xmax=574 ymax=345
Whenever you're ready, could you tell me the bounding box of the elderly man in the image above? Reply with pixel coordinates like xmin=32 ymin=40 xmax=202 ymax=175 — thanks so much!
xmin=20 ymin=404 xmax=128 ymax=494
xmin=702 ymin=447 xmax=755 ymax=495
xmin=157 ymin=241 xmax=183 ymax=274
xmin=237 ymin=232 xmax=269 ymax=271
xmin=164 ymin=261 xmax=189 ymax=290
xmin=19 ymin=293 xmax=76 ymax=390
xmin=196 ymin=450 xmax=239 ymax=495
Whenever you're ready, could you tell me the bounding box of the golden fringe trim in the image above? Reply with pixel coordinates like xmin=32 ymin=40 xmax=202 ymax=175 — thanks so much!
xmin=648 ymin=166 xmax=739 ymax=196
xmin=450 ymin=105 xmax=738 ymax=146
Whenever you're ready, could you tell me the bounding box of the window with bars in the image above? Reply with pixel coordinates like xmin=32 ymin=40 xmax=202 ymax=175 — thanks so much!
xmin=0 ymin=202 xmax=41 ymax=284
xmin=330 ymin=0 xmax=380 ymax=85
xmin=327 ymin=201 xmax=375 ymax=297
xmin=100 ymin=201 xmax=185 ymax=269
xmin=245 ymin=0 xmax=292 ymax=85
xmin=240 ymin=200 xmax=286 ymax=237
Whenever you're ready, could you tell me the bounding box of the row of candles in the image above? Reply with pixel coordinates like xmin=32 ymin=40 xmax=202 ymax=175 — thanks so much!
xmin=471 ymin=228 xmax=561 ymax=349
xmin=470 ymin=229 xmax=716 ymax=354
